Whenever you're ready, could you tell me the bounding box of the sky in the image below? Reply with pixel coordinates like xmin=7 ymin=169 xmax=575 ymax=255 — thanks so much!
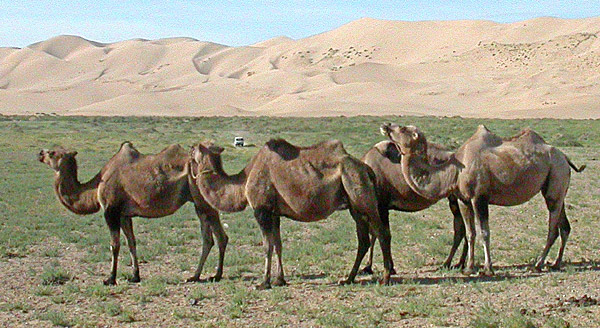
xmin=1 ymin=0 xmax=599 ymax=48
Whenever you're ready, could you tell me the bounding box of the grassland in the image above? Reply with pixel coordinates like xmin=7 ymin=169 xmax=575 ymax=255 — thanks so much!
xmin=0 ymin=115 xmax=598 ymax=327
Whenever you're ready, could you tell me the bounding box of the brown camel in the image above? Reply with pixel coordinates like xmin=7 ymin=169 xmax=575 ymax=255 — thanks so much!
xmin=189 ymin=139 xmax=393 ymax=289
xmin=360 ymin=141 xmax=467 ymax=274
xmin=381 ymin=123 xmax=585 ymax=275
xmin=38 ymin=142 xmax=228 ymax=285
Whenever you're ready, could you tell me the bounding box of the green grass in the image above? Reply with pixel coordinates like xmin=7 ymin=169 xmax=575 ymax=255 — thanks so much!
xmin=0 ymin=115 xmax=598 ymax=327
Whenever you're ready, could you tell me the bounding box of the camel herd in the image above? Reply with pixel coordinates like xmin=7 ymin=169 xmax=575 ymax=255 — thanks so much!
xmin=38 ymin=123 xmax=585 ymax=288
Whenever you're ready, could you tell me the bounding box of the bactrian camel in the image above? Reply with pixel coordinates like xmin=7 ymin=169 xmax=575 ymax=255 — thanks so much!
xmin=189 ymin=139 xmax=394 ymax=289
xmin=381 ymin=123 xmax=585 ymax=275
xmin=361 ymin=141 xmax=467 ymax=273
xmin=38 ymin=142 xmax=228 ymax=285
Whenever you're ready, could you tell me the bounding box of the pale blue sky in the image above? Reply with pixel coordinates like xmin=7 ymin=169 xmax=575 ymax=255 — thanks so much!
xmin=1 ymin=0 xmax=599 ymax=48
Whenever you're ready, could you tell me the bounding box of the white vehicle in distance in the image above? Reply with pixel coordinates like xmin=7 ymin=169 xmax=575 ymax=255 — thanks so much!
xmin=233 ymin=137 xmax=245 ymax=147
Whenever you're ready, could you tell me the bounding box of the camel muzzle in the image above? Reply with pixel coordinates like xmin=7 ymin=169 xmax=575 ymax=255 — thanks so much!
xmin=380 ymin=123 xmax=393 ymax=137
xmin=38 ymin=150 xmax=47 ymax=162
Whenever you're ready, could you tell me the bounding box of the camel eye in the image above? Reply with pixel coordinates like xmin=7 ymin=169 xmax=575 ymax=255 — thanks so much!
xmin=49 ymin=151 xmax=56 ymax=157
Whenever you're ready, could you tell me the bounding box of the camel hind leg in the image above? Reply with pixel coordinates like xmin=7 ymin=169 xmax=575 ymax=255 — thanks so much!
xmin=341 ymin=159 xmax=393 ymax=284
xmin=361 ymin=204 xmax=397 ymax=275
xmin=535 ymin=169 xmax=569 ymax=271
xmin=551 ymin=205 xmax=570 ymax=270
xmin=360 ymin=232 xmax=377 ymax=275
xmin=473 ymin=196 xmax=494 ymax=276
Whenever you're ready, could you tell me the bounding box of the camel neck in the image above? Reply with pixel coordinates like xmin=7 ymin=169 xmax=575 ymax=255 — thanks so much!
xmin=54 ymin=158 xmax=101 ymax=215
xmin=401 ymin=150 xmax=459 ymax=201
xmin=195 ymin=163 xmax=249 ymax=213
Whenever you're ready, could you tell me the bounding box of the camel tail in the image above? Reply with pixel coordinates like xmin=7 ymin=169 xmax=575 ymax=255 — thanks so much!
xmin=566 ymin=156 xmax=586 ymax=173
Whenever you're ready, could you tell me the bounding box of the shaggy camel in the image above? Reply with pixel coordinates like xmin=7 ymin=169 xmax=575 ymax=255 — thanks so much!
xmin=360 ymin=141 xmax=467 ymax=273
xmin=189 ymin=139 xmax=393 ymax=289
xmin=381 ymin=123 xmax=585 ymax=275
xmin=38 ymin=142 xmax=228 ymax=285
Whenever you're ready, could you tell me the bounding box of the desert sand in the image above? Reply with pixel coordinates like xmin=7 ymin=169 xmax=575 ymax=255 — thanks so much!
xmin=1 ymin=17 xmax=600 ymax=118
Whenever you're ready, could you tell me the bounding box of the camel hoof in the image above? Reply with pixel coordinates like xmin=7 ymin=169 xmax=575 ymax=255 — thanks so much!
xmin=530 ymin=265 xmax=543 ymax=273
xmin=360 ymin=266 xmax=374 ymax=275
xmin=103 ymin=277 xmax=117 ymax=286
xmin=128 ymin=275 xmax=141 ymax=283
xmin=549 ymin=263 xmax=562 ymax=271
xmin=389 ymin=268 xmax=397 ymax=275
xmin=480 ymin=269 xmax=495 ymax=277
xmin=379 ymin=274 xmax=392 ymax=285
xmin=255 ymin=282 xmax=272 ymax=290
xmin=338 ymin=279 xmax=353 ymax=286
xmin=272 ymin=277 xmax=287 ymax=287
xmin=462 ymin=268 xmax=475 ymax=276
xmin=452 ymin=263 xmax=466 ymax=270
xmin=208 ymin=275 xmax=222 ymax=282
xmin=186 ymin=276 xmax=201 ymax=283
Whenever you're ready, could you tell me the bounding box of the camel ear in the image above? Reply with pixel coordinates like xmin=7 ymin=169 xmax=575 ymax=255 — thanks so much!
xmin=208 ymin=145 xmax=224 ymax=154
xmin=68 ymin=151 xmax=78 ymax=157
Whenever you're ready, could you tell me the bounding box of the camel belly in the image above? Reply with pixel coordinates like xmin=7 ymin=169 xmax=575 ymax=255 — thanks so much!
xmin=488 ymin=169 xmax=547 ymax=206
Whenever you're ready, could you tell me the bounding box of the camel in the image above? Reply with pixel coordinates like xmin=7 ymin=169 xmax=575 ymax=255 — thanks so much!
xmin=380 ymin=123 xmax=586 ymax=275
xmin=189 ymin=139 xmax=394 ymax=289
xmin=38 ymin=142 xmax=228 ymax=285
xmin=360 ymin=141 xmax=467 ymax=274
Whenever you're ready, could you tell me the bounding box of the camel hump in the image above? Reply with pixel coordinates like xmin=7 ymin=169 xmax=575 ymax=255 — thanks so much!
xmin=470 ymin=124 xmax=502 ymax=146
xmin=322 ymin=139 xmax=346 ymax=152
xmin=160 ymin=144 xmax=186 ymax=157
xmin=117 ymin=141 xmax=141 ymax=161
xmin=266 ymin=138 xmax=299 ymax=160
xmin=477 ymin=124 xmax=490 ymax=133
xmin=506 ymin=127 xmax=546 ymax=144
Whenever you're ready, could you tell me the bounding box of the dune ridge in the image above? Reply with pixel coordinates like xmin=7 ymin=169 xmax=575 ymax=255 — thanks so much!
xmin=1 ymin=17 xmax=600 ymax=118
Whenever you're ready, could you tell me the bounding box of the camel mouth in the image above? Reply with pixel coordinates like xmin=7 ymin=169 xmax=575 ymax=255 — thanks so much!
xmin=38 ymin=150 xmax=46 ymax=163
xmin=380 ymin=123 xmax=392 ymax=137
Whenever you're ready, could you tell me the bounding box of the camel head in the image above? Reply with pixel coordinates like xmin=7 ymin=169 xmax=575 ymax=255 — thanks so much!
xmin=190 ymin=142 xmax=225 ymax=177
xmin=38 ymin=148 xmax=78 ymax=171
xmin=380 ymin=123 xmax=428 ymax=156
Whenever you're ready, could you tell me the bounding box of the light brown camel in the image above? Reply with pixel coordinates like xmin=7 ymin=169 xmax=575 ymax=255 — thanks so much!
xmin=38 ymin=142 xmax=228 ymax=285
xmin=189 ymin=139 xmax=393 ymax=289
xmin=360 ymin=141 xmax=467 ymax=274
xmin=380 ymin=123 xmax=585 ymax=275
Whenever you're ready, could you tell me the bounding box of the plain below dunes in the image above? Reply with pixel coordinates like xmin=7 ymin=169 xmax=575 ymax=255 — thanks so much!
xmin=1 ymin=17 xmax=600 ymax=118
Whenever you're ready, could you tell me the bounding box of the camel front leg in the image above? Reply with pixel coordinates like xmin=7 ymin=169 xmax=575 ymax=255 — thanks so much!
xmin=442 ymin=196 xmax=466 ymax=269
xmin=474 ymin=197 xmax=493 ymax=276
xmin=255 ymin=208 xmax=275 ymax=290
xmin=188 ymin=211 xmax=214 ymax=282
xmin=120 ymin=217 xmax=140 ymax=283
xmin=103 ymin=209 xmax=121 ymax=285
xmin=458 ymin=200 xmax=476 ymax=275
xmin=206 ymin=208 xmax=228 ymax=282
xmin=341 ymin=210 xmax=370 ymax=285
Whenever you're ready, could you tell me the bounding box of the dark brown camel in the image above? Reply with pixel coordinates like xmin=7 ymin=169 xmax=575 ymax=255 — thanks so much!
xmin=190 ymin=139 xmax=394 ymax=289
xmin=38 ymin=142 xmax=228 ymax=285
xmin=360 ymin=140 xmax=467 ymax=274
xmin=382 ymin=123 xmax=585 ymax=275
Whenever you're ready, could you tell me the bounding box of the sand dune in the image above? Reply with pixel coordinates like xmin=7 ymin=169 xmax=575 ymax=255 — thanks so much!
xmin=1 ymin=17 xmax=600 ymax=118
